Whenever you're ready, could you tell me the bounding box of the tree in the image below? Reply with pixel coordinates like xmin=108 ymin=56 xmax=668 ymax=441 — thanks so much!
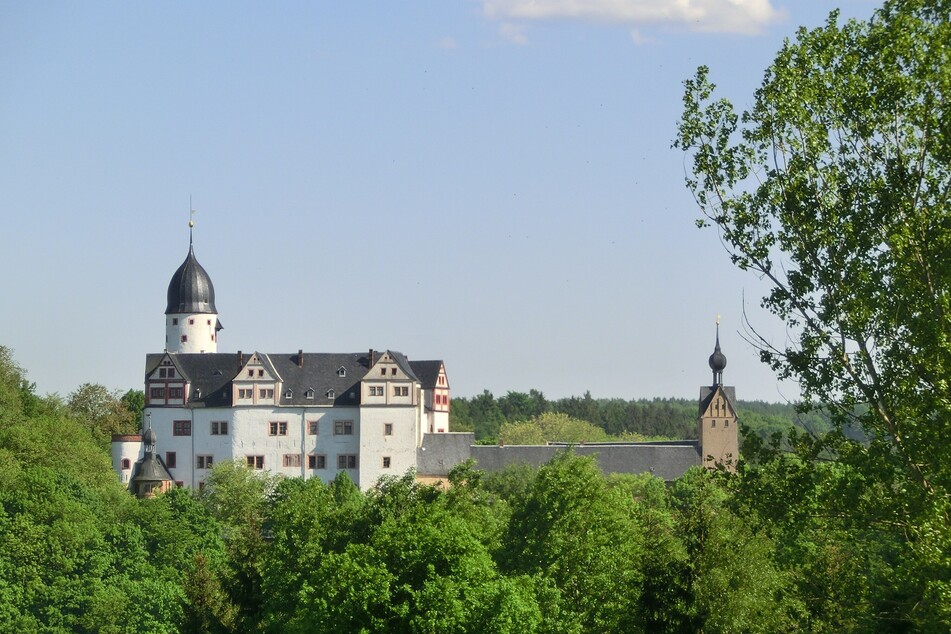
xmin=675 ymin=0 xmax=951 ymax=625
xmin=67 ymin=382 xmax=139 ymax=443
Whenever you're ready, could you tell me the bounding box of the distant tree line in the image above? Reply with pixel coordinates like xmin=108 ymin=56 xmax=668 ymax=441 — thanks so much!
xmin=449 ymin=389 xmax=833 ymax=443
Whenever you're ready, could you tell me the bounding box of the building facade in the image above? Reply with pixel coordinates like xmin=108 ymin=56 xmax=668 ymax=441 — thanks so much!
xmin=113 ymin=229 xmax=450 ymax=491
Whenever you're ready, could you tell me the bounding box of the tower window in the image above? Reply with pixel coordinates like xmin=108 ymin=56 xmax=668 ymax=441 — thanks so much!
xmin=181 ymin=335 xmax=187 ymax=343
xmin=189 ymin=319 xmax=195 ymax=325
xmin=121 ymin=458 xmax=131 ymax=470
xmin=172 ymin=318 xmax=179 ymax=325
xmin=382 ymin=456 xmax=391 ymax=469
xmin=207 ymin=319 xmax=211 ymax=325
xmin=384 ymin=423 xmax=393 ymax=436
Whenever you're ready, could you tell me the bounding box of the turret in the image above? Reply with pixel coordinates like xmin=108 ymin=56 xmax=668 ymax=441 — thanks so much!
xmin=165 ymin=219 xmax=222 ymax=353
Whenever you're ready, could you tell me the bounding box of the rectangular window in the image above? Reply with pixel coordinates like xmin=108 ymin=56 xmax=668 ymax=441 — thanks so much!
xmin=175 ymin=481 xmax=184 ymax=488
xmin=258 ymin=369 xmax=264 ymax=377
xmin=269 ymin=421 xmax=288 ymax=436
xmin=308 ymin=420 xmax=319 ymax=435
xmin=165 ymin=452 xmax=177 ymax=468
xmin=384 ymin=423 xmax=393 ymax=436
xmin=246 ymin=455 xmax=264 ymax=470
xmin=382 ymin=456 xmax=391 ymax=469
xmin=168 ymin=387 xmax=184 ymax=399
xmin=172 ymin=318 xmax=179 ymax=325
xmin=181 ymin=335 xmax=187 ymax=343
xmin=334 ymin=420 xmax=353 ymax=435
xmin=150 ymin=387 xmax=165 ymax=400
xmin=238 ymin=388 xmax=252 ymax=399
xmin=283 ymin=454 xmax=301 ymax=468
xmin=248 ymin=369 xmax=254 ymax=377
xmin=259 ymin=388 xmax=274 ymax=399
xmin=159 ymin=368 xmax=167 ymax=378
xmin=189 ymin=318 xmax=195 ymax=325
xmin=381 ymin=368 xmax=386 ymax=376
xmin=211 ymin=420 xmax=228 ymax=435
xmin=308 ymin=454 xmax=327 ymax=469
xmin=393 ymin=386 xmax=408 ymax=397
xmin=337 ymin=454 xmax=357 ymax=469
xmin=173 ymin=420 xmax=191 ymax=436
xmin=196 ymin=455 xmax=214 ymax=469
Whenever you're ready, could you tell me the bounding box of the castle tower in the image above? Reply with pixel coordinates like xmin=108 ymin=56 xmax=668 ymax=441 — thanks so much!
xmin=165 ymin=220 xmax=221 ymax=353
xmin=698 ymin=319 xmax=739 ymax=470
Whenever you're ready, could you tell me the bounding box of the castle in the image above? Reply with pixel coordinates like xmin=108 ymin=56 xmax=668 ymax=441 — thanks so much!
xmin=112 ymin=227 xmax=738 ymax=496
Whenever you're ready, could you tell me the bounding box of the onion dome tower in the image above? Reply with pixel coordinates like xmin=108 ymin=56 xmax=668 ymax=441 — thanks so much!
xmin=708 ymin=320 xmax=727 ymax=385
xmin=165 ymin=218 xmax=222 ymax=353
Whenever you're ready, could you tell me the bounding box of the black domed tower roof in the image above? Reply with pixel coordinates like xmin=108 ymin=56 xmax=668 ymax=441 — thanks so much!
xmin=708 ymin=320 xmax=727 ymax=385
xmin=166 ymin=232 xmax=217 ymax=315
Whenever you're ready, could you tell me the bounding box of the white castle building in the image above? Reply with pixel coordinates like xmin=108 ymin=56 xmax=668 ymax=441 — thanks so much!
xmin=113 ymin=227 xmax=738 ymax=497
xmin=113 ymin=227 xmax=452 ymax=494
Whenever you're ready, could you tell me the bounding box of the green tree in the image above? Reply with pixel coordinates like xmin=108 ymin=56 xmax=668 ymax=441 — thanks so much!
xmin=67 ymin=382 xmax=139 ymax=444
xmin=676 ymin=1 xmax=951 ymax=625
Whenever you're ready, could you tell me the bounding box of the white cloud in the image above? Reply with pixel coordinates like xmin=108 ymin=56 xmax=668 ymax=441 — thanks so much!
xmin=436 ymin=36 xmax=459 ymax=49
xmin=483 ymin=0 xmax=786 ymax=35
xmin=499 ymin=21 xmax=529 ymax=44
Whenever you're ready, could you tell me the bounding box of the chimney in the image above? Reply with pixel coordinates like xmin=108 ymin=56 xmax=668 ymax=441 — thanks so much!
xmin=368 ymin=348 xmax=374 ymax=366
xmin=237 ymin=350 xmax=244 ymax=370
xmin=297 ymin=349 xmax=304 ymax=367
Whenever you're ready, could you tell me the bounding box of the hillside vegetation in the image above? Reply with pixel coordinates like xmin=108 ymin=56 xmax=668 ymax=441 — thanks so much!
xmin=0 ymin=345 xmax=939 ymax=631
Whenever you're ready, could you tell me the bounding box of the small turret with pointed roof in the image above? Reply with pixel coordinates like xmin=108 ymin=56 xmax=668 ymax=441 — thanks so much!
xmin=165 ymin=211 xmax=222 ymax=353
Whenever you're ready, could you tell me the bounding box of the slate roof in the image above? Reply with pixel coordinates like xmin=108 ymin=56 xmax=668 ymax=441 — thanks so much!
xmin=699 ymin=385 xmax=737 ymax=416
xmin=166 ymin=244 xmax=218 ymax=315
xmin=130 ymin=454 xmax=173 ymax=486
xmin=409 ymin=360 xmax=444 ymax=389
xmin=146 ymin=351 xmax=446 ymax=409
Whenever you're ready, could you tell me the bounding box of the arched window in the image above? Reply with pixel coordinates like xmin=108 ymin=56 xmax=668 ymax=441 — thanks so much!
xmin=121 ymin=458 xmax=131 ymax=470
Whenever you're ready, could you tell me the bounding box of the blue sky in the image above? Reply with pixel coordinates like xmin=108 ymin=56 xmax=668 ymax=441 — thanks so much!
xmin=0 ymin=0 xmax=876 ymax=403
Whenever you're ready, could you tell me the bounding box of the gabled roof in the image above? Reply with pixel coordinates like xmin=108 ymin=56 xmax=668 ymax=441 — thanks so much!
xmin=239 ymin=352 xmax=282 ymax=382
xmin=146 ymin=353 xmax=240 ymax=408
xmin=699 ymin=385 xmax=737 ymax=416
xmin=269 ymin=352 xmax=368 ymax=406
xmin=377 ymin=350 xmax=419 ymax=381
xmin=145 ymin=350 xmax=449 ymax=409
xmin=409 ymin=360 xmax=445 ymax=389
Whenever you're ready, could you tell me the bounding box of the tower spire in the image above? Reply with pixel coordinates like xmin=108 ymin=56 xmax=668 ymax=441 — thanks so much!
xmin=708 ymin=315 xmax=727 ymax=385
xmin=189 ymin=197 xmax=195 ymax=247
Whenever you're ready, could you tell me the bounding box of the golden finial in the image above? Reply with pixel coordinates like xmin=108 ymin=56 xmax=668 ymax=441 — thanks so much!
xmin=716 ymin=314 xmax=721 ymax=325
xmin=189 ymin=196 xmax=196 ymax=228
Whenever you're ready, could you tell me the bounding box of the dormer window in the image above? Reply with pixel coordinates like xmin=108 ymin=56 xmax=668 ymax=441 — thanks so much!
xmin=326 ymin=389 xmax=335 ymax=400
xmin=285 ymin=390 xmax=293 ymax=399
xmin=337 ymin=367 xmax=346 ymax=377
xmin=306 ymin=389 xmax=315 ymax=399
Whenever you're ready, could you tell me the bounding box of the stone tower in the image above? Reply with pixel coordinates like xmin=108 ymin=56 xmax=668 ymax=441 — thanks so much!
xmin=697 ymin=320 xmax=739 ymax=470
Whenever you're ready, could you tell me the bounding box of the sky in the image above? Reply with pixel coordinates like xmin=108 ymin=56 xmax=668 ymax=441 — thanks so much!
xmin=0 ymin=0 xmax=878 ymax=404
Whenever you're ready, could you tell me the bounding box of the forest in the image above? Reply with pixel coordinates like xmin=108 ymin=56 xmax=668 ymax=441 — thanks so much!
xmin=447 ymin=389 xmax=832 ymax=444
xmin=0 ymin=346 xmax=932 ymax=632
